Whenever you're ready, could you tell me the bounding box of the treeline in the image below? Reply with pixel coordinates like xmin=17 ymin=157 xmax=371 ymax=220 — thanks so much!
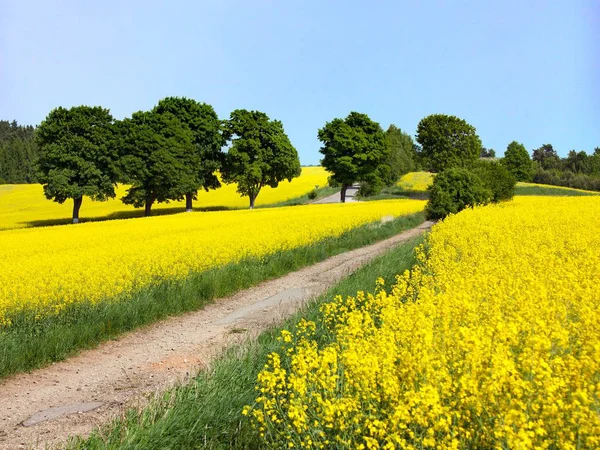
xmin=0 ymin=121 xmax=39 ymax=184
xmin=32 ymin=98 xmax=301 ymax=222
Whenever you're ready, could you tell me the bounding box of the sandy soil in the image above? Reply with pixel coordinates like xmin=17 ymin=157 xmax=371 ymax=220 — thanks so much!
xmin=0 ymin=221 xmax=432 ymax=449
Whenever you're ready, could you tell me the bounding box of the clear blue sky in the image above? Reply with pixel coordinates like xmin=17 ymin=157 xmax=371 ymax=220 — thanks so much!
xmin=1 ymin=0 xmax=598 ymax=164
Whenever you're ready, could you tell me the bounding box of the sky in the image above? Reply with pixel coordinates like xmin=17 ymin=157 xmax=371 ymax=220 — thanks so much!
xmin=1 ymin=0 xmax=598 ymax=164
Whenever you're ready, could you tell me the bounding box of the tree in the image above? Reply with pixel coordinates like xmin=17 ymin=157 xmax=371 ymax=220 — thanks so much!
xmin=472 ymin=160 xmax=516 ymax=202
xmin=154 ymin=97 xmax=223 ymax=211
xmin=318 ymin=112 xmax=389 ymax=202
xmin=532 ymin=144 xmax=560 ymax=170
xmin=564 ymin=150 xmax=589 ymax=174
xmin=384 ymin=125 xmax=416 ymax=184
xmin=425 ymin=168 xmax=491 ymax=220
xmin=0 ymin=120 xmax=39 ymax=184
xmin=480 ymin=147 xmax=496 ymax=158
xmin=36 ymin=106 xmax=118 ymax=223
xmin=416 ymin=114 xmax=481 ymax=172
xmin=221 ymin=109 xmax=300 ymax=208
xmin=502 ymin=141 xmax=533 ymax=181
xmin=117 ymin=110 xmax=197 ymax=216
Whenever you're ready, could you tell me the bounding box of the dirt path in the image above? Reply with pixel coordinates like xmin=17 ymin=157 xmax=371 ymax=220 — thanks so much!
xmin=0 ymin=221 xmax=433 ymax=449
xmin=312 ymin=184 xmax=359 ymax=203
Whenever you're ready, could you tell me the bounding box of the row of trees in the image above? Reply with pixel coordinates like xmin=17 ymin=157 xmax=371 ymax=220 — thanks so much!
xmin=0 ymin=121 xmax=39 ymax=184
xmin=35 ymin=99 xmax=301 ymax=222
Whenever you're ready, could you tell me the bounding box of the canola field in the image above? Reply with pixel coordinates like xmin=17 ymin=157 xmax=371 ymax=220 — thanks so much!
xmin=396 ymin=172 xmax=434 ymax=192
xmin=0 ymin=199 xmax=425 ymax=325
xmin=0 ymin=166 xmax=328 ymax=231
xmin=247 ymin=196 xmax=600 ymax=449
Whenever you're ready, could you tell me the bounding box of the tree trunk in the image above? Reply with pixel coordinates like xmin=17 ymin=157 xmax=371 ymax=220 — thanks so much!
xmin=144 ymin=198 xmax=154 ymax=216
xmin=249 ymin=194 xmax=256 ymax=209
xmin=185 ymin=193 xmax=193 ymax=212
xmin=72 ymin=196 xmax=83 ymax=224
xmin=340 ymin=184 xmax=349 ymax=203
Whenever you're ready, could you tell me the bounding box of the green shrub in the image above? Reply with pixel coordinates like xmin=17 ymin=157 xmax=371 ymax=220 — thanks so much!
xmin=327 ymin=175 xmax=340 ymax=188
xmin=307 ymin=189 xmax=318 ymax=200
xmin=472 ymin=160 xmax=516 ymax=202
xmin=425 ymin=168 xmax=491 ymax=220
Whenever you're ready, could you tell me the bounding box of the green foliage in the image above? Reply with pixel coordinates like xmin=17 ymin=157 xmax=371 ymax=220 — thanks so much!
xmin=502 ymin=141 xmax=533 ymax=181
xmin=153 ymin=97 xmax=224 ymax=209
xmin=318 ymin=112 xmax=389 ymax=202
xmin=221 ymin=110 xmax=301 ymax=208
xmin=384 ymin=125 xmax=416 ymax=184
xmin=532 ymin=168 xmax=600 ymax=192
xmin=416 ymin=114 xmax=482 ymax=172
xmin=117 ymin=110 xmax=197 ymax=215
xmin=472 ymin=160 xmax=516 ymax=203
xmin=425 ymin=168 xmax=491 ymax=220
xmin=480 ymin=147 xmax=496 ymax=158
xmin=36 ymin=106 xmax=118 ymax=222
xmin=0 ymin=120 xmax=39 ymax=184
xmin=307 ymin=190 xmax=318 ymax=200
xmin=532 ymin=143 xmax=560 ymax=170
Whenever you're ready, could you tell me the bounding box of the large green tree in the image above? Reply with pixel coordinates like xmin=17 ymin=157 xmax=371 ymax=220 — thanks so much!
xmin=117 ymin=110 xmax=197 ymax=216
xmin=532 ymin=144 xmax=560 ymax=170
xmin=502 ymin=141 xmax=533 ymax=181
xmin=384 ymin=124 xmax=416 ymax=184
xmin=221 ymin=109 xmax=301 ymax=208
xmin=416 ymin=114 xmax=481 ymax=172
xmin=154 ymin=97 xmax=223 ymax=211
xmin=36 ymin=106 xmax=118 ymax=223
xmin=318 ymin=112 xmax=389 ymax=202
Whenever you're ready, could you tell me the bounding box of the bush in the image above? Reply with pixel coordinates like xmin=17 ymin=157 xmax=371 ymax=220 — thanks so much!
xmin=327 ymin=175 xmax=340 ymax=188
xmin=425 ymin=168 xmax=491 ymax=220
xmin=307 ymin=190 xmax=318 ymax=200
xmin=472 ymin=160 xmax=516 ymax=202
xmin=533 ymin=168 xmax=600 ymax=192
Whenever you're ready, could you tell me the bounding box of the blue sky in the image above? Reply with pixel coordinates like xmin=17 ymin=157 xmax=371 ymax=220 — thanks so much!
xmin=1 ymin=0 xmax=598 ymax=164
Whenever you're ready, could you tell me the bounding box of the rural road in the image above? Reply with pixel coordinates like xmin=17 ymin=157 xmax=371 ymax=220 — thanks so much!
xmin=0 ymin=220 xmax=433 ymax=449
xmin=312 ymin=184 xmax=359 ymax=203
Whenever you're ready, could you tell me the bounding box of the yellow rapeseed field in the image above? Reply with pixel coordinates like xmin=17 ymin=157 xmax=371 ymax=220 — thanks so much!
xmin=247 ymin=196 xmax=600 ymax=449
xmin=396 ymin=172 xmax=434 ymax=192
xmin=0 ymin=199 xmax=425 ymax=325
xmin=0 ymin=166 xmax=329 ymax=231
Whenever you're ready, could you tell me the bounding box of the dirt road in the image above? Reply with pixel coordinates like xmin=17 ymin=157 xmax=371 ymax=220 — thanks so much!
xmin=0 ymin=221 xmax=432 ymax=449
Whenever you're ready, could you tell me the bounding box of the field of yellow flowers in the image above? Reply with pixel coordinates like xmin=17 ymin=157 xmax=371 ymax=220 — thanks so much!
xmin=247 ymin=196 xmax=600 ymax=449
xmin=0 ymin=199 xmax=425 ymax=326
xmin=396 ymin=172 xmax=434 ymax=192
xmin=0 ymin=166 xmax=328 ymax=231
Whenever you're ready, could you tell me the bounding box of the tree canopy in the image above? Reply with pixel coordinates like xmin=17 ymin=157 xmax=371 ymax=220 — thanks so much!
xmin=532 ymin=144 xmax=560 ymax=170
xmin=117 ymin=110 xmax=197 ymax=216
xmin=318 ymin=112 xmax=389 ymax=202
xmin=384 ymin=125 xmax=417 ymax=184
xmin=416 ymin=114 xmax=481 ymax=172
xmin=0 ymin=120 xmax=39 ymax=184
xmin=502 ymin=141 xmax=533 ymax=181
xmin=35 ymin=106 xmax=118 ymax=223
xmin=221 ymin=109 xmax=301 ymax=208
xmin=154 ymin=97 xmax=223 ymax=211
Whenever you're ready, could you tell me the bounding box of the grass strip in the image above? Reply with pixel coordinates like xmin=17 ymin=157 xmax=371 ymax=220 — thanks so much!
xmin=514 ymin=184 xmax=598 ymax=196
xmin=69 ymin=234 xmax=423 ymax=449
xmin=0 ymin=212 xmax=424 ymax=379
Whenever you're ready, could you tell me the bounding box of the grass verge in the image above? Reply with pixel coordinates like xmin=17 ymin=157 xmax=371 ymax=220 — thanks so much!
xmin=515 ymin=184 xmax=598 ymax=196
xmin=0 ymin=212 xmax=424 ymax=380
xmin=68 ymin=235 xmax=423 ymax=449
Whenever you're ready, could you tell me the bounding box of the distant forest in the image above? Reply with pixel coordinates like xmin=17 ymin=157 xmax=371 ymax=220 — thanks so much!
xmin=0 ymin=120 xmax=39 ymax=184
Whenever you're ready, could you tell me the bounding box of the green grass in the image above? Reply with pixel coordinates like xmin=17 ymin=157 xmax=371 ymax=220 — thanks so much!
xmin=260 ymin=185 xmax=339 ymax=207
xmin=68 ymin=235 xmax=423 ymax=450
xmin=515 ymin=184 xmax=598 ymax=196
xmin=0 ymin=212 xmax=424 ymax=380
xmin=358 ymin=186 xmax=429 ymax=202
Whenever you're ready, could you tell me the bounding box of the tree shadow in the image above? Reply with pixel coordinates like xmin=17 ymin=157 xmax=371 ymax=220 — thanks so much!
xmin=20 ymin=205 xmax=236 ymax=229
